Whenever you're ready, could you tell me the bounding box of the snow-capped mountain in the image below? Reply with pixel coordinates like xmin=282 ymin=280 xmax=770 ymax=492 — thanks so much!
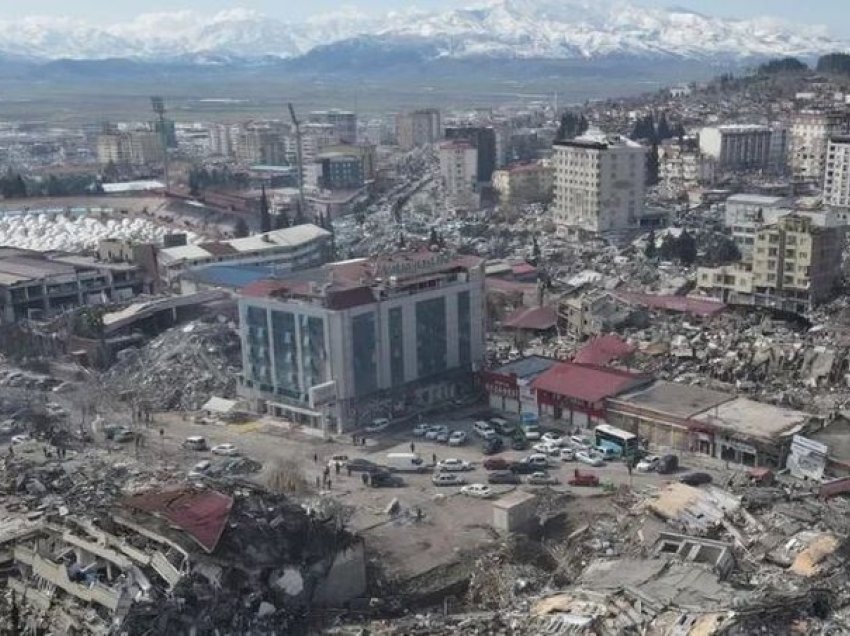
xmin=0 ymin=0 xmax=843 ymax=63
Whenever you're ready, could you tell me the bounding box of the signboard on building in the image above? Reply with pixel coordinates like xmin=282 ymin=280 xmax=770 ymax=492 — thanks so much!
xmin=786 ymin=434 xmax=828 ymax=481
xmin=309 ymin=380 xmax=337 ymax=408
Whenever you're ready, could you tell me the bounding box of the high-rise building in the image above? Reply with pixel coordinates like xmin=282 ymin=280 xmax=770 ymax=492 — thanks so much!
xmin=552 ymin=130 xmax=647 ymax=235
xmin=445 ymin=126 xmax=497 ymax=182
xmin=790 ymin=109 xmax=849 ymax=181
xmin=210 ymin=123 xmax=238 ymax=157
xmin=309 ymin=110 xmax=357 ymax=144
xmin=396 ymin=109 xmax=442 ymax=149
xmin=318 ymin=153 xmax=364 ymax=190
xmin=128 ymin=131 xmax=164 ymax=166
xmin=723 ymin=194 xmax=791 ymax=257
xmin=698 ymin=125 xmax=772 ymax=170
xmin=96 ymin=133 xmax=130 ymax=165
xmin=237 ymin=251 xmax=486 ymax=433
xmin=824 ymin=136 xmax=850 ymax=208
xmin=658 ymin=137 xmax=715 ymax=199
xmin=439 ymin=140 xmax=479 ymax=210
xmin=237 ymin=129 xmax=286 ymax=166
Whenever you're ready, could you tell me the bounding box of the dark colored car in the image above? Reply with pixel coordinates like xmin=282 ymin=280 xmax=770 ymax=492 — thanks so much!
xmin=679 ymin=472 xmax=712 ymax=486
xmin=488 ymin=470 xmax=521 ymax=485
xmin=347 ymin=459 xmax=382 ymax=473
xmin=509 ymin=460 xmax=538 ymax=474
xmin=483 ymin=457 xmax=511 ymax=471
xmin=369 ymin=471 xmax=404 ymax=487
xmin=511 ymin=437 xmax=529 ymax=451
xmin=482 ymin=436 xmax=504 ymax=455
xmin=658 ymin=454 xmax=679 ymax=474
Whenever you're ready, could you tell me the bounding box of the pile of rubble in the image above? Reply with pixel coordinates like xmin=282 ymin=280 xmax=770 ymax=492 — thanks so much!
xmin=101 ymin=319 xmax=241 ymax=411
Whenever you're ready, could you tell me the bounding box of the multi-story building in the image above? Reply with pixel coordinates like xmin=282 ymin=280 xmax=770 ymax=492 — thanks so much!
xmin=552 ymin=130 xmax=647 ymax=235
xmin=322 ymin=143 xmax=377 ymax=180
xmin=724 ymin=194 xmax=791 ymax=256
xmin=237 ymin=129 xmax=286 ymax=166
xmin=309 ymin=110 xmax=357 ymax=144
xmin=698 ymin=125 xmax=771 ymax=171
xmin=445 ymin=126 xmax=497 ymax=182
xmin=96 ymin=133 xmax=130 ymax=165
xmin=768 ymin=123 xmax=790 ymax=174
xmin=318 ymin=153 xmax=364 ymax=191
xmin=697 ymin=212 xmax=845 ymax=312
xmin=158 ymin=224 xmax=333 ymax=287
xmin=790 ymin=109 xmax=849 ymax=181
xmin=237 ymin=250 xmax=486 ymax=433
xmin=127 ymin=131 xmax=164 ymax=166
xmin=209 ymin=123 xmax=238 ymax=157
xmin=439 ymin=140 xmax=479 ymax=210
xmin=491 ymin=162 xmax=553 ymax=207
xmin=658 ymin=138 xmax=715 ymax=199
xmin=396 ymin=108 xmax=442 ymax=149
xmin=824 ymin=136 xmax=850 ymax=208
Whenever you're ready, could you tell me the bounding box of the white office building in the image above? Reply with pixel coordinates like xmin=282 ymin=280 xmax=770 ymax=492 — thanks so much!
xmin=439 ymin=140 xmax=479 ymax=210
xmin=699 ymin=125 xmax=771 ymax=170
xmin=824 ymin=136 xmax=850 ymax=208
xmin=238 ymin=251 xmax=486 ymax=433
xmin=791 ymin=110 xmax=849 ymax=182
xmin=552 ymin=129 xmax=647 ymax=235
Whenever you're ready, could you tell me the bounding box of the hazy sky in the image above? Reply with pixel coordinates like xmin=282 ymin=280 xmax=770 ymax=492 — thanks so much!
xmin=6 ymin=0 xmax=850 ymax=35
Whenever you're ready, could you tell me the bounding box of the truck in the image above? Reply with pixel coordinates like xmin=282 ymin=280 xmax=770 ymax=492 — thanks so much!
xmin=384 ymin=452 xmax=429 ymax=473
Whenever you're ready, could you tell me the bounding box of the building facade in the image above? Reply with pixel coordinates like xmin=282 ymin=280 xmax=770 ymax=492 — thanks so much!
xmin=552 ymin=131 xmax=647 ymax=235
xmin=445 ymin=126 xmax=497 ymax=183
xmin=439 ymin=141 xmax=479 ymax=210
xmin=309 ymin=110 xmax=357 ymax=144
xmin=723 ymin=194 xmax=791 ymax=256
xmin=698 ymin=125 xmax=771 ymax=171
xmin=658 ymin=138 xmax=715 ymax=199
xmin=237 ymin=251 xmax=486 ymax=433
xmin=791 ymin=110 xmax=849 ymax=182
xmin=824 ymin=136 xmax=850 ymax=208
xmin=319 ymin=154 xmax=364 ymax=191
xmin=491 ymin=162 xmax=554 ymax=207
xmin=396 ymin=109 xmax=442 ymax=149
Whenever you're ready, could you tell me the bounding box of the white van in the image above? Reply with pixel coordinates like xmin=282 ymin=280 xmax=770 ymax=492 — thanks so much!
xmin=473 ymin=421 xmax=497 ymax=440
xmin=385 ymin=452 xmax=428 ymax=473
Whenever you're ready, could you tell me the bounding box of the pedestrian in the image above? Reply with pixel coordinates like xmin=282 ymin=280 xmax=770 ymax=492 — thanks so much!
xmin=316 ymin=476 xmax=321 ymax=489
xmin=324 ymin=465 xmax=330 ymax=478
xmin=327 ymin=478 xmax=332 ymax=490
xmin=347 ymin=465 xmax=352 ymax=477
xmin=410 ymin=441 xmax=415 ymax=453
xmin=352 ymin=434 xmax=357 ymax=445
xmin=313 ymin=453 xmax=318 ymax=464
xmin=361 ymin=473 xmax=368 ymax=486
xmin=361 ymin=437 xmax=366 ymax=446
xmin=432 ymin=452 xmax=437 ymax=465
xmin=335 ymin=462 xmax=340 ymax=475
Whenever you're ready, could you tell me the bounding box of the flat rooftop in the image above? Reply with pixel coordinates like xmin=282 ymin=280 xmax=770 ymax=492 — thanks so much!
xmin=491 ymin=355 xmax=559 ymax=380
xmin=609 ymin=380 xmax=733 ymax=419
xmin=691 ymin=397 xmax=809 ymax=441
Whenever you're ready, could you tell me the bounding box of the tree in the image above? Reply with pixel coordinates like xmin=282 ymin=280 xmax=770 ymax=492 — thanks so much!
xmin=644 ymin=229 xmax=657 ymax=259
xmin=234 ymin=218 xmax=249 ymax=237
xmin=259 ymin=184 xmax=272 ymax=233
xmin=659 ymin=233 xmax=678 ymax=260
xmin=677 ymin=230 xmax=697 ymax=265
xmin=759 ymin=57 xmax=807 ymax=75
xmin=656 ymin=112 xmax=672 ymax=141
xmin=646 ymin=143 xmax=660 ymax=186
xmin=557 ymin=111 xmax=589 ymax=141
xmin=429 ymin=227 xmax=440 ymax=247
xmin=398 ymin=232 xmax=406 ymax=248
xmin=532 ymin=235 xmax=541 ymax=263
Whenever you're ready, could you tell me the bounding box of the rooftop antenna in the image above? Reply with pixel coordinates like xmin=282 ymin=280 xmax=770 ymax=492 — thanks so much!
xmin=150 ymin=96 xmax=169 ymax=192
xmin=287 ymin=102 xmax=306 ymax=218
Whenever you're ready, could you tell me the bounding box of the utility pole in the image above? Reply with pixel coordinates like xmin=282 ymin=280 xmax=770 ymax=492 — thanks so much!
xmin=151 ymin=96 xmax=170 ymax=192
xmin=287 ymin=103 xmax=306 ymax=220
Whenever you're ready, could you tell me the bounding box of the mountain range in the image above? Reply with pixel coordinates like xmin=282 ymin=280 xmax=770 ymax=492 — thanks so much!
xmin=0 ymin=0 xmax=844 ymax=65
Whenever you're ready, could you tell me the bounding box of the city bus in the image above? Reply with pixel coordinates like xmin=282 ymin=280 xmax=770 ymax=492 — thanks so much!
xmin=593 ymin=424 xmax=639 ymax=459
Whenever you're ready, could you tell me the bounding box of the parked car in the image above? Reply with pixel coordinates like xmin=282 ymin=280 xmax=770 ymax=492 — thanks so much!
xmin=679 ymin=472 xmax=713 ymax=486
xmin=10 ymin=433 xmax=32 ymax=446
xmin=576 ymin=450 xmax=604 ymax=467
xmin=541 ymin=432 xmax=564 ymax=445
xmin=365 ymin=418 xmax=390 ymax=433
xmin=473 ymin=421 xmax=497 ymax=440
xmin=437 ymin=458 xmax=472 ymax=472
xmin=435 ymin=429 xmax=450 ymax=443
xmin=657 ymin=454 xmax=680 ymax=474
xmin=425 ymin=425 xmax=448 ymax=441
xmin=188 ymin=460 xmax=211 ymax=479
xmin=527 ymin=472 xmax=558 ymax=486
xmin=347 ymin=458 xmax=382 ymax=473
xmin=523 ymin=425 xmax=542 ymax=441
xmin=533 ymin=441 xmax=561 ymax=456
xmin=489 ymin=418 xmax=515 ymax=436
xmin=460 ymin=483 xmax=493 ymax=498
xmin=568 ymin=469 xmax=600 ymax=487
xmin=488 ymin=470 xmax=521 ymax=485
xmin=448 ymin=431 xmax=467 ymax=446
xmin=183 ymin=436 xmax=208 ymax=451
xmin=482 ymin=436 xmax=504 ymax=455
xmin=484 ymin=457 xmax=511 ymax=471
xmin=103 ymin=424 xmax=125 ymax=440
xmin=570 ymin=435 xmax=593 ymax=450
xmin=525 ymin=453 xmax=550 ymax=468
xmin=432 ymin=473 xmax=466 ymax=486
xmin=412 ymin=423 xmax=430 ymax=437
xmin=369 ymin=471 xmax=404 ymax=488
xmin=510 ymin=460 xmax=538 ymax=474
xmin=511 ymin=437 xmax=529 ymax=451
xmin=594 ymin=445 xmax=618 ymax=461
xmin=636 ymin=455 xmax=660 ymax=472
xmin=212 ymin=443 xmax=239 ymax=456
xmin=558 ymin=448 xmax=575 ymax=462
xmin=114 ymin=429 xmax=136 ymax=443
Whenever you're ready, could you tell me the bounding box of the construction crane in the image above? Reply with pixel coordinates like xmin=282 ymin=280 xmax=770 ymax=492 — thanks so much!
xmin=287 ymin=102 xmax=306 ymax=219
xmin=150 ymin=96 xmax=170 ymax=192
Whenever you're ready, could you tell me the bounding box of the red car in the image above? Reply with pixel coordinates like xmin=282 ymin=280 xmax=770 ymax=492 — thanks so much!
xmin=483 ymin=457 xmax=510 ymax=471
xmin=568 ymin=469 xmax=599 ymax=487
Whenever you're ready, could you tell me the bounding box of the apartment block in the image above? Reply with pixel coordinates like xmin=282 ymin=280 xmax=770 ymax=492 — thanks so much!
xmin=396 ymin=108 xmax=442 ymax=149
xmin=723 ymin=194 xmax=791 ymax=256
xmin=658 ymin=138 xmax=715 ymax=199
xmin=790 ymin=110 xmax=849 ymax=182
xmin=552 ymin=130 xmax=647 ymax=235
xmin=439 ymin=140 xmax=479 ymax=210
xmin=699 ymin=125 xmax=771 ymax=170
xmin=824 ymin=136 xmax=850 ymax=208
xmin=309 ymin=110 xmax=357 ymax=144
xmin=491 ymin=161 xmax=554 ymax=206
xmin=237 ymin=251 xmax=486 ymax=433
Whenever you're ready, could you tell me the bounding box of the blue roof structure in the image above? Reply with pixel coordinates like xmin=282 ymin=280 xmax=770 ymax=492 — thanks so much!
xmin=187 ymin=265 xmax=279 ymax=290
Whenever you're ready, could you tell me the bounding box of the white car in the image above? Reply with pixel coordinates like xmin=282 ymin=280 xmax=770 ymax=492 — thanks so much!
xmin=532 ymin=441 xmax=561 ymax=456
xmin=188 ymin=460 xmax=211 ymax=479
xmin=636 ymin=455 xmax=660 ymax=472
xmin=523 ymin=426 xmax=542 ymax=441
xmin=541 ymin=432 xmax=564 ymax=445
xmin=432 ymin=473 xmax=466 ymax=486
xmin=437 ymin=457 xmax=471 ymax=472
xmin=576 ymin=450 xmax=605 ymax=467
xmin=528 ymin=471 xmax=558 ymax=485
xmin=412 ymin=423 xmax=430 ymax=436
xmin=365 ymin=418 xmax=390 ymax=433
xmin=559 ymin=447 xmax=575 ymax=462
xmin=425 ymin=425 xmax=448 ymax=440
xmin=473 ymin=421 xmax=497 ymax=440
xmin=10 ymin=434 xmax=32 ymax=446
xmin=211 ymin=443 xmax=239 ymax=456
xmin=448 ymin=431 xmax=467 ymax=446
xmin=524 ymin=453 xmax=549 ymax=468
xmin=570 ymin=435 xmax=593 ymax=450
xmin=460 ymin=483 xmax=493 ymax=498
